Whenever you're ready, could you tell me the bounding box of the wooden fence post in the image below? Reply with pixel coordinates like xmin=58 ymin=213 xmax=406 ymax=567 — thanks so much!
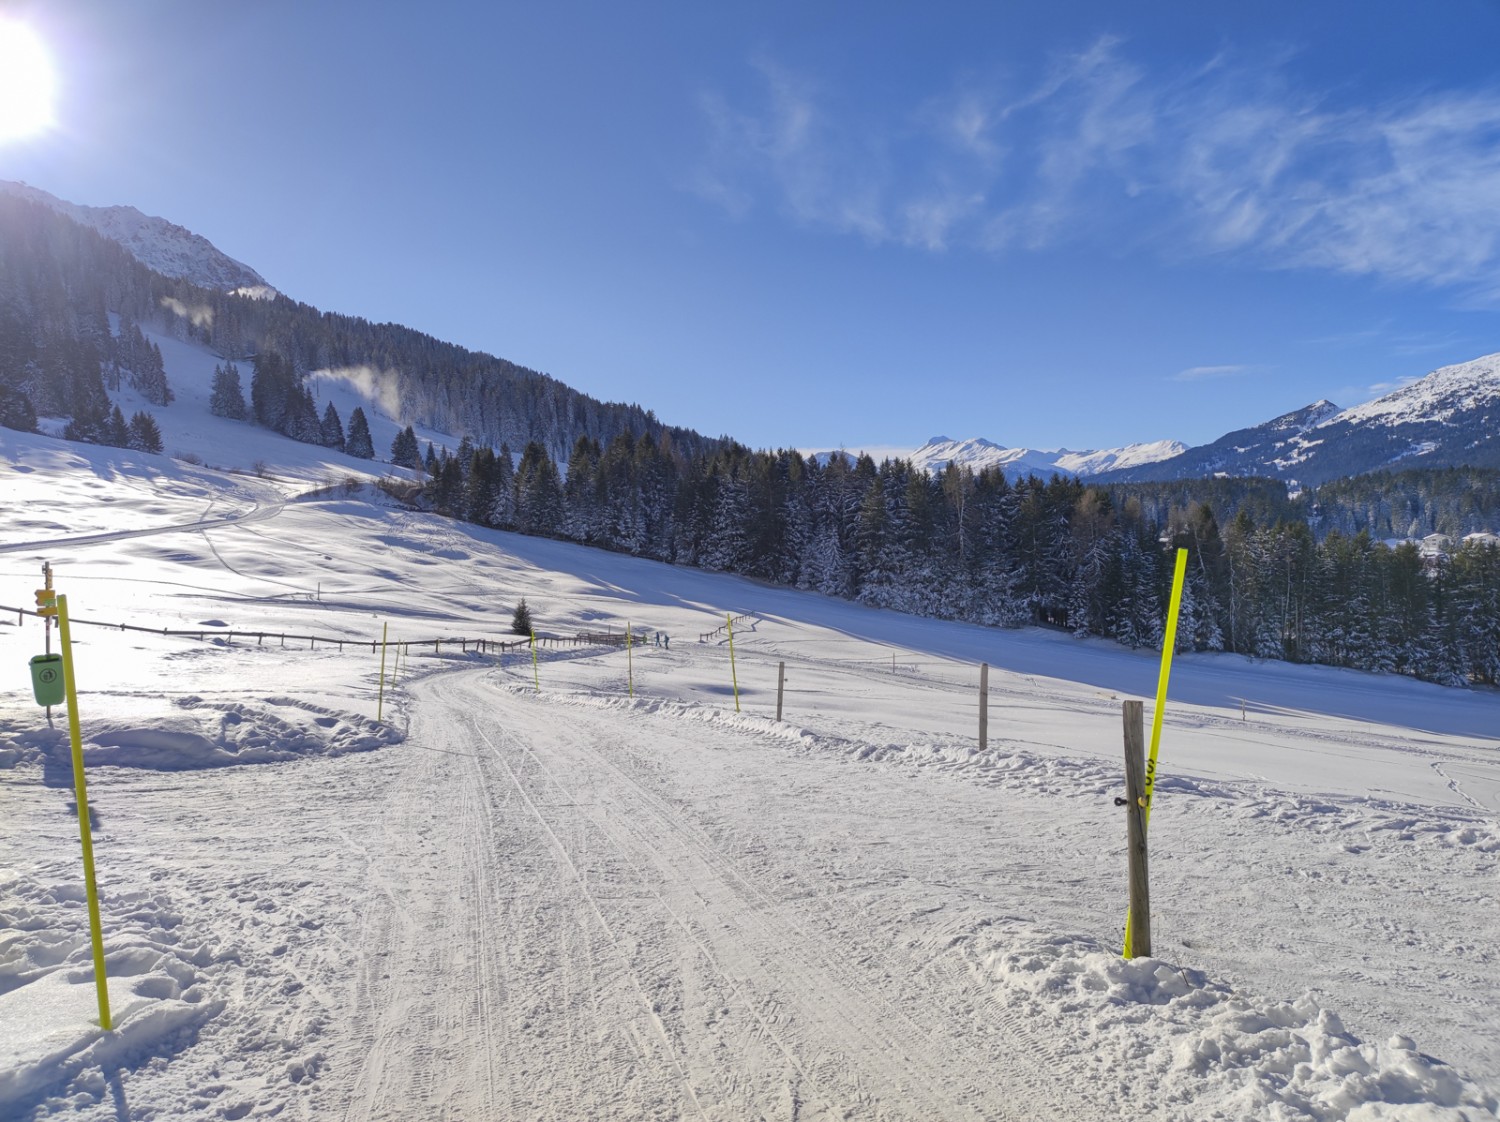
xmin=979 ymin=662 xmax=989 ymax=750
xmin=1122 ymin=699 xmax=1151 ymax=958
xmin=776 ymin=661 xmax=785 ymax=722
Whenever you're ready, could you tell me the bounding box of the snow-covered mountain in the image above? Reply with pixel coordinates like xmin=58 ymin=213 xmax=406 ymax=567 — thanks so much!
xmin=1101 ymin=354 xmax=1500 ymax=486
xmin=906 ymin=435 xmax=1187 ymax=479
xmin=0 ymin=179 xmax=273 ymax=295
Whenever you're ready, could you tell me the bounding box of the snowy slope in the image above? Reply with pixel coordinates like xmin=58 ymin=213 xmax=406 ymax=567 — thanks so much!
xmin=1109 ymin=352 xmax=1500 ymax=484
xmin=0 ymin=180 xmax=271 ymax=294
xmin=907 ymin=435 xmax=1188 ymax=478
xmin=1337 ymin=353 xmax=1500 ymax=428
xmin=2 ymin=420 xmax=1499 ymax=1118
xmin=48 ymin=318 xmax=454 ymax=487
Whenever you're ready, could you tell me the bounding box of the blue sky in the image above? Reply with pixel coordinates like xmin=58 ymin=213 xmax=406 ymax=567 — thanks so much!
xmin=5 ymin=0 xmax=1500 ymax=454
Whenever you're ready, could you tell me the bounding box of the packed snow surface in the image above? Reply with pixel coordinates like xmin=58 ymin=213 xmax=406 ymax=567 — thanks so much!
xmin=2 ymin=420 xmax=1498 ymax=1120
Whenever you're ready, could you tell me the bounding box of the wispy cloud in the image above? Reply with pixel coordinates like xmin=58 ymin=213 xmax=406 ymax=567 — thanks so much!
xmin=694 ymin=41 xmax=1500 ymax=292
xmin=1173 ymin=364 xmax=1252 ymax=382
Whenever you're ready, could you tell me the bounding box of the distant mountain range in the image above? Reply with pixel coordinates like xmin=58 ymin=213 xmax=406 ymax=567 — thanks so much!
xmin=7 ymin=178 xmax=1499 ymax=492
xmin=903 ymin=436 xmax=1189 ymax=479
xmin=896 ymin=353 xmax=1500 ymax=488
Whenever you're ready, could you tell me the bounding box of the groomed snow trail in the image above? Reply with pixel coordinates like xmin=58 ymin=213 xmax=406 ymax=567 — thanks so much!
xmin=329 ymin=668 xmax=1106 ymax=1122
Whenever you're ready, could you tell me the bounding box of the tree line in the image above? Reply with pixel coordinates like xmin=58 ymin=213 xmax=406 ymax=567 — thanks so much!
xmin=412 ymin=435 xmax=1500 ymax=687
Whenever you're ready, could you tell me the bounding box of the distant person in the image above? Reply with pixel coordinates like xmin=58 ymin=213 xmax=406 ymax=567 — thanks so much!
xmin=663 ymin=633 xmax=670 ymax=650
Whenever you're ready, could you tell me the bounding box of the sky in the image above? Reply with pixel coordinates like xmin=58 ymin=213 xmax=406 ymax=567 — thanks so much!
xmin=3 ymin=0 xmax=1500 ymax=455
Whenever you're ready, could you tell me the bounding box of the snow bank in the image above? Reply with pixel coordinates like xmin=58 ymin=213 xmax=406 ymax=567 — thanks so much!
xmin=971 ymin=928 xmax=1498 ymax=1121
xmin=0 ymin=696 xmax=401 ymax=772
xmin=530 ymin=682 xmax=1500 ymax=858
xmin=0 ymin=872 xmax=228 ymax=1115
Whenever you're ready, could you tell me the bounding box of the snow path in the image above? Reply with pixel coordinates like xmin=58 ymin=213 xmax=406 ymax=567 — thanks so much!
xmin=335 ymin=668 xmax=1093 ymax=1121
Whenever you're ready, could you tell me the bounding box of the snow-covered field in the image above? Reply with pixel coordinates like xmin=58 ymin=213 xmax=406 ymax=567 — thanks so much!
xmin=3 ymin=370 xmax=1499 ymax=1118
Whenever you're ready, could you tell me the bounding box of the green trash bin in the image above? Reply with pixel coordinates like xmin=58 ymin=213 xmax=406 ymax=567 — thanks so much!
xmin=29 ymin=654 xmax=65 ymax=707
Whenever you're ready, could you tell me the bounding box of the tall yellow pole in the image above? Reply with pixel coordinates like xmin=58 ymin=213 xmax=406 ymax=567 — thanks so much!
xmin=727 ymin=613 xmax=740 ymax=713
xmin=1142 ymin=548 xmax=1190 ymax=829
xmin=377 ymin=622 xmax=389 ymax=722
xmin=56 ymin=595 xmax=112 ymax=1030
xmin=530 ymin=628 xmax=540 ymax=691
xmin=626 ymin=622 xmax=634 ymax=698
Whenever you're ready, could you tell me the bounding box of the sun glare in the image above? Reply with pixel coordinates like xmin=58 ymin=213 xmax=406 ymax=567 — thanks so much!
xmin=0 ymin=20 xmax=57 ymax=143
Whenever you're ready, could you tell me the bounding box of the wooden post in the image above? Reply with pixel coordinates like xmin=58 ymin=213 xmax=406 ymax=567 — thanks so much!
xmin=776 ymin=661 xmax=785 ymax=722
xmin=979 ymin=662 xmax=989 ymax=750
xmin=377 ymin=622 xmax=389 ymax=723
xmin=1122 ymin=699 xmax=1151 ymax=958
xmin=727 ymin=613 xmax=740 ymax=713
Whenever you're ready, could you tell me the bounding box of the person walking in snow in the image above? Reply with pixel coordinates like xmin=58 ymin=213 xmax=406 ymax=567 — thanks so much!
xmin=663 ymin=633 xmax=670 ymax=650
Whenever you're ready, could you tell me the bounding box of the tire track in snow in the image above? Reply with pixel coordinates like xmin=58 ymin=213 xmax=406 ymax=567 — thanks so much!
xmin=450 ymin=670 xmax=1106 ymax=1121
xmin=465 ymin=715 xmax=714 ymax=1122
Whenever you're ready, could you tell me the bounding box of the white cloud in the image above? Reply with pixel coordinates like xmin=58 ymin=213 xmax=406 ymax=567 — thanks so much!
xmin=1174 ymin=364 xmax=1251 ymax=382
xmin=694 ymin=41 xmax=1500 ymax=294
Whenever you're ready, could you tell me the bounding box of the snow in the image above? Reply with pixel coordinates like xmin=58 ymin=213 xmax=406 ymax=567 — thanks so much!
xmin=1334 ymin=354 xmax=1500 ymax=430
xmin=1 ymin=330 xmax=1499 ymax=1117
xmin=906 ymin=435 xmax=1188 ymax=479
xmin=0 ymin=180 xmax=271 ymax=294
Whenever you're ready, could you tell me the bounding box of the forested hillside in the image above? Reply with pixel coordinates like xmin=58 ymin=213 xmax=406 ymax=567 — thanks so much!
xmin=413 ymin=436 xmax=1500 ymax=687
xmin=0 ymin=194 xmax=722 ymax=463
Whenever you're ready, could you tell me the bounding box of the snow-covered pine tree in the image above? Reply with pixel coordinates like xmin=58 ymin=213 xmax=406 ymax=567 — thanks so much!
xmin=390 ymin=425 xmax=420 ymax=468
xmin=345 ymin=406 xmax=375 ymax=458
xmin=209 ymin=362 xmax=248 ymax=420
xmin=511 ymin=597 xmax=534 ymax=636
xmin=488 ymin=443 xmax=517 ymax=528
xmin=320 ymin=402 xmax=345 ymax=450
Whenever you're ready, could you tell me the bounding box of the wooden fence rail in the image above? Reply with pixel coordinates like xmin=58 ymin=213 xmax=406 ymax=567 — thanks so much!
xmin=2 ymin=603 xmax=625 ymax=657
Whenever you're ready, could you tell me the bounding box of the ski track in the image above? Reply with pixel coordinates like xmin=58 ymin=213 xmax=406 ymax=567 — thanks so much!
xmin=329 ymin=669 xmax=1100 ymax=1121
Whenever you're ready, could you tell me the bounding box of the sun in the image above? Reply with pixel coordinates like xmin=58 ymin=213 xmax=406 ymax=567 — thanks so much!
xmin=0 ymin=19 xmax=56 ymax=143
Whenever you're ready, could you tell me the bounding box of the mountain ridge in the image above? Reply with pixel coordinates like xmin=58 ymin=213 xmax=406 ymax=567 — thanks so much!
xmin=0 ymin=179 xmax=272 ymax=294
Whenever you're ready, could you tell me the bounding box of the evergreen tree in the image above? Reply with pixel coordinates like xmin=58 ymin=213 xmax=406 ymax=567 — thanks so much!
xmin=105 ymin=403 xmax=129 ymax=447
xmin=488 ymin=443 xmax=517 ymax=528
xmin=251 ymin=351 xmax=297 ymax=431
xmin=0 ymin=385 xmax=36 ymax=432
xmin=209 ymin=362 xmax=248 ymax=420
xmin=515 ymin=441 xmax=564 ymax=536
xmin=511 ymin=597 xmax=534 ymax=636
xmin=345 ymin=406 xmax=375 ymax=458
xmin=390 ymin=425 xmax=421 ymax=468
xmin=127 ymin=410 xmax=163 ymax=453
xmin=320 ymin=401 xmax=346 ymax=450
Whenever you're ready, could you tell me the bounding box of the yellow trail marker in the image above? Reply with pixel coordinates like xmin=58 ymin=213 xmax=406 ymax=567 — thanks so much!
xmin=56 ymin=594 xmax=112 ymax=1031
xmin=377 ymin=622 xmax=389 ymax=722
xmin=1124 ymin=547 xmax=1189 ymax=958
xmin=529 ymin=628 xmax=540 ymax=691
xmin=626 ymin=623 xmax=634 ymax=698
xmin=727 ymin=613 xmax=740 ymax=713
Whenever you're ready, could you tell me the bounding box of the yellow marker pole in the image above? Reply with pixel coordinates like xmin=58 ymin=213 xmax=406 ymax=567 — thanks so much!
xmin=727 ymin=613 xmax=740 ymax=713
xmin=529 ymin=628 xmax=540 ymax=691
xmin=376 ymin=622 xmax=389 ymax=722
xmin=1143 ymin=548 xmax=1189 ymax=829
xmin=1124 ymin=547 xmax=1189 ymax=957
xmin=56 ymin=595 xmax=112 ymax=1031
xmin=626 ymin=623 xmax=634 ymax=698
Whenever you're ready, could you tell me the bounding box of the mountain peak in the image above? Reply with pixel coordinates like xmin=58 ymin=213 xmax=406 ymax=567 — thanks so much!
xmin=0 ymin=179 xmax=273 ymax=294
